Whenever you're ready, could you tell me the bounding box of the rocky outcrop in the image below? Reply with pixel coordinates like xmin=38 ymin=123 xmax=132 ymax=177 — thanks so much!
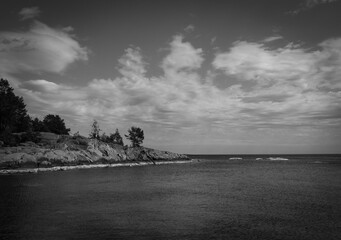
xmin=0 ymin=137 xmax=190 ymax=170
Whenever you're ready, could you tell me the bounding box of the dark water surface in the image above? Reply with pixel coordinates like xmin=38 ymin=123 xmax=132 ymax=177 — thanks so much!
xmin=0 ymin=155 xmax=340 ymax=239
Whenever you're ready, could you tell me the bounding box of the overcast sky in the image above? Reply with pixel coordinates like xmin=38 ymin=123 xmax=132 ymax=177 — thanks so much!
xmin=1 ymin=0 xmax=341 ymax=154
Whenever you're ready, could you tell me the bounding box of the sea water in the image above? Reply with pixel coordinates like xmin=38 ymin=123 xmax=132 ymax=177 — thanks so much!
xmin=0 ymin=155 xmax=340 ymax=239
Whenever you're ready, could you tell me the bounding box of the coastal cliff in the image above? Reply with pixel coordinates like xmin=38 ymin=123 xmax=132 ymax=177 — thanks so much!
xmin=0 ymin=134 xmax=190 ymax=171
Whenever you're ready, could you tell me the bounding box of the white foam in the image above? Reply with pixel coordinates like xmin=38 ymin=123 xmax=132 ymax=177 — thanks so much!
xmin=267 ymin=157 xmax=289 ymax=161
xmin=0 ymin=160 xmax=194 ymax=174
xmin=229 ymin=157 xmax=243 ymax=160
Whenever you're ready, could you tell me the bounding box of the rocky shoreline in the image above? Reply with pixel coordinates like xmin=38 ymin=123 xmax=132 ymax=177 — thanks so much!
xmin=0 ymin=135 xmax=191 ymax=174
xmin=0 ymin=160 xmax=193 ymax=174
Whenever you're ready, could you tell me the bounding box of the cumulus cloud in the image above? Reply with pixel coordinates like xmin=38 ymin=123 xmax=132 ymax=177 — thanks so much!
xmin=212 ymin=38 xmax=341 ymax=129
xmin=213 ymin=38 xmax=341 ymax=91
xmin=117 ymin=47 xmax=147 ymax=80
xmin=19 ymin=37 xmax=221 ymax=129
xmin=162 ymin=35 xmax=204 ymax=72
xmin=15 ymin=35 xmax=341 ymax=150
xmin=213 ymin=41 xmax=316 ymax=84
xmin=19 ymin=6 xmax=41 ymax=20
xmin=0 ymin=21 xmax=88 ymax=79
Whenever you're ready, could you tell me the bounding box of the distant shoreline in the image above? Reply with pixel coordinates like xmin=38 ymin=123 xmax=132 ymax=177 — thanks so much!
xmin=0 ymin=159 xmax=194 ymax=175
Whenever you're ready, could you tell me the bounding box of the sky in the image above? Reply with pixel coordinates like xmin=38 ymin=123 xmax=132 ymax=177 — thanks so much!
xmin=1 ymin=0 xmax=341 ymax=154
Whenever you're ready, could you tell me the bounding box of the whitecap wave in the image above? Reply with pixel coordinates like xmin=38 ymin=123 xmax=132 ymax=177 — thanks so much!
xmin=267 ymin=157 xmax=289 ymax=161
xmin=229 ymin=157 xmax=243 ymax=160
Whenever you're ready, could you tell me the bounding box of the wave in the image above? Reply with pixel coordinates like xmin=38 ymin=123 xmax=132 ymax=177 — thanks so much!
xmin=0 ymin=160 xmax=194 ymax=175
xmin=267 ymin=157 xmax=289 ymax=161
xmin=229 ymin=157 xmax=243 ymax=160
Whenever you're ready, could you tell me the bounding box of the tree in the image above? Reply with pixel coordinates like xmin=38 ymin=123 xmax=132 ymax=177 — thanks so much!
xmin=16 ymin=114 xmax=32 ymax=133
xmin=0 ymin=78 xmax=31 ymax=134
xmin=89 ymin=119 xmax=101 ymax=139
xmin=43 ymin=114 xmax=70 ymax=135
xmin=109 ymin=129 xmax=124 ymax=145
xmin=31 ymin=117 xmax=49 ymax=132
xmin=125 ymin=126 xmax=144 ymax=147
xmin=100 ymin=133 xmax=110 ymax=143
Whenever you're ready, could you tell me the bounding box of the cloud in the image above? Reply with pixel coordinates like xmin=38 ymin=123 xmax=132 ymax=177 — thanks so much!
xmin=18 ymin=6 xmax=41 ymax=20
xmin=161 ymin=35 xmax=204 ymax=72
xmin=18 ymin=37 xmax=219 ymax=128
xmin=212 ymin=38 xmax=341 ymax=128
xmin=290 ymin=0 xmax=339 ymax=14
xmin=262 ymin=35 xmax=283 ymax=43
xmin=212 ymin=41 xmax=316 ymax=84
xmin=213 ymin=38 xmax=341 ymax=91
xmin=211 ymin=37 xmax=217 ymax=45
xmin=304 ymin=0 xmax=338 ymax=8
xmin=15 ymin=35 xmax=341 ymax=151
xmin=0 ymin=21 xmax=88 ymax=79
xmin=23 ymin=79 xmax=61 ymax=92
xmin=117 ymin=47 xmax=147 ymax=80
xmin=184 ymin=24 xmax=195 ymax=33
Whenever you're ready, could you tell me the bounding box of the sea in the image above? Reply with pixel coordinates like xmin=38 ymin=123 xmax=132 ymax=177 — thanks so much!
xmin=0 ymin=154 xmax=340 ymax=240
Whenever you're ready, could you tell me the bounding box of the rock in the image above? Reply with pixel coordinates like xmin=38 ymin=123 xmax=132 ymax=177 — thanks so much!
xmin=39 ymin=161 xmax=52 ymax=168
xmin=38 ymin=132 xmax=60 ymax=144
xmin=0 ymin=136 xmax=190 ymax=170
xmin=19 ymin=141 xmax=38 ymax=147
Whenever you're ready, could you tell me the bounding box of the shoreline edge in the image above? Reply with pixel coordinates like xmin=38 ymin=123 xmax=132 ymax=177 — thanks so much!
xmin=0 ymin=159 xmax=195 ymax=174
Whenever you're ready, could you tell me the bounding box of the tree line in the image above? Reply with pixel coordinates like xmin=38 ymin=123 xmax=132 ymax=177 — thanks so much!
xmin=88 ymin=119 xmax=144 ymax=147
xmin=0 ymin=78 xmax=144 ymax=147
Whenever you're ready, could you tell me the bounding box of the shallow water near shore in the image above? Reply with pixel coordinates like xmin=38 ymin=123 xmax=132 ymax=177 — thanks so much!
xmin=0 ymin=155 xmax=340 ymax=239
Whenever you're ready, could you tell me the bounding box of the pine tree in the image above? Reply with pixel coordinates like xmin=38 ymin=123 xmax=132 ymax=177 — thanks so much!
xmin=32 ymin=117 xmax=49 ymax=132
xmin=0 ymin=79 xmax=30 ymax=134
xmin=109 ymin=129 xmax=124 ymax=145
xmin=43 ymin=114 xmax=70 ymax=135
xmin=89 ymin=120 xmax=101 ymax=139
xmin=125 ymin=126 xmax=144 ymax=147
